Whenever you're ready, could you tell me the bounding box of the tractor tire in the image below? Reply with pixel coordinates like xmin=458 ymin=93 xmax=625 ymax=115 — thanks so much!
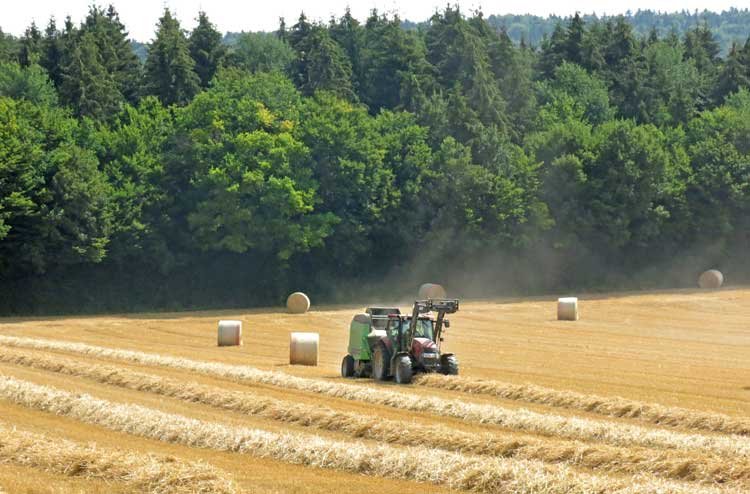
xmin=372 ymin=343 xmax=390 ymax=381
xmin=341 ymin=355 xmax=355 ymax=378
xmin=440 ymin=354 xmax=459 ymax=375
xmin=394 ymin=355 xmax=413 ymax=384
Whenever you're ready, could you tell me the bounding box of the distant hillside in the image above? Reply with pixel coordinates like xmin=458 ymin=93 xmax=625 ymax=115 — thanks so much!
xmin=193 ymin=9 xmax=750 ymax=58
xmin=484 ymin=8 xmax=750 ymax=52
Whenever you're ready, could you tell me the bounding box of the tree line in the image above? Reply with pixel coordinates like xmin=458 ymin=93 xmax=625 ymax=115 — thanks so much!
xmin=0 ymin=5 xmax=749 ymax=313
xmin=480 ymin=8 xmax=750 ymax=53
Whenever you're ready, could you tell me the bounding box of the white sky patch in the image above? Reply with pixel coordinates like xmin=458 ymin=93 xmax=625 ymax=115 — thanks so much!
xmin=1 ymin=0 xmax=746 ymax=41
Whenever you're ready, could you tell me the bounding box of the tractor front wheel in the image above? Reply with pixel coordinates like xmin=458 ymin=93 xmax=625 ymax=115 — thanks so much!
xmin=341 ymin=355 xmax=355 ymax=378
xmin=440 ymin=355 xmax=459 ymax=375
xmin=372 ymin=344 xmax=390 ymax=381
xmin=394 ymin=355 xmax=413 ymax=384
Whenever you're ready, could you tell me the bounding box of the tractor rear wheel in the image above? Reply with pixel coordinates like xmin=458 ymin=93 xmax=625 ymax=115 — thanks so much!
xmin=341 ymin=355 xmax=355 ymax=378
xmin=440 ymin=354 xmax=459 ymax=375
xmin=372 ymin=343 xmax=390 ymax=381
xmin=394 ymin=355 xmax=413 ymax=384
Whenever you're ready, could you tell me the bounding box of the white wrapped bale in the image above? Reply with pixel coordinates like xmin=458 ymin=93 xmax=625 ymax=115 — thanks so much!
xmin=557 ymin=297 xmax=579 ymax=321
xmin=289 ymin=332 xmax=319 ymax=366
xmin=418 ymin=283 xmax=447 ymax=299
xmin=217 ymin=320 xmax=242 ymax=346
xmin=286 ymin=292 xmax=311 ymax=314
xmin=698 ymin=269 xmax=724 ymax=289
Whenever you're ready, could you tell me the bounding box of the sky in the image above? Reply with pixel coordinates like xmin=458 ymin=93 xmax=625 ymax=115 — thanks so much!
xmin=1 ymin=0 xmax=747 ymax=41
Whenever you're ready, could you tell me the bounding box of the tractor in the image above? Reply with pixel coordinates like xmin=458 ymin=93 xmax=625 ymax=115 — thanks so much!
xmin=340 ymin=299 xmax=459 ymax=384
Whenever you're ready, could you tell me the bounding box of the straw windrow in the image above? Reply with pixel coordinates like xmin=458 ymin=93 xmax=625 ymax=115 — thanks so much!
xmin=0 ymin=420 xmax=235 ymax=493
xmin=0 ymin=374 xmax=733 ymax=494
xmin=414 ymin=373 xmax=750 ymax=436
xmin=1 ymin=335 xmax=748 ymax=458
xmin=0 ymin=345 xmax=745 ymax=485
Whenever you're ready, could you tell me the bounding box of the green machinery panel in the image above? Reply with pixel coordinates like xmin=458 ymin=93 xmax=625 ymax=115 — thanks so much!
xmin=348 ymin=313 xmax=372 ymax=360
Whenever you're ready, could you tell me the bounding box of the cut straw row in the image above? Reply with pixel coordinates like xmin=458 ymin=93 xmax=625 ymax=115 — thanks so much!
xmin=0 ymin=374 xmax=733 ymax=494
xmin=1 ymin=335 xmax=748 ymax=457
xmin=0 ymin=345 xmax=745 ymax=486
xmin=0 ymin=420 xmax=235 ymax=493
xmin=414 ymin=373 xmax=750 ymax=436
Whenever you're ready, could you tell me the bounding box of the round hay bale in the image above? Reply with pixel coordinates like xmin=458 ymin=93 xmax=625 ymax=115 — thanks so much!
xmin=418 ymin=283 xmax=447 ymax=299
xmin=289 ymin=332 xmax=319 ymax=366
xmin=217 ymin=320 xmax=242 ymax=346
xmin=557 ymin=297 xmax=579 ymax=321
xmin=286 ymin=292 xmax=311 ymax=314
xmin=698 ymin=269 xmax=724 ymax=289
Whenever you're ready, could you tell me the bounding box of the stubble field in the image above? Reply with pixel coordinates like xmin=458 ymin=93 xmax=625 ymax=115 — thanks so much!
xmin=0 ymin=287 xmax=749 ymax=493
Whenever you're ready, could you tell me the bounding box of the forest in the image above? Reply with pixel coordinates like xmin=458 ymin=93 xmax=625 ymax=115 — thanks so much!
xmin=0 ymin=5 xmax=749 ymax=313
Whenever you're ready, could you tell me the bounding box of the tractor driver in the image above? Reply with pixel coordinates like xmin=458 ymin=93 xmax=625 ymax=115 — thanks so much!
xmin=412 ymin=318 xmax=435 ymax=340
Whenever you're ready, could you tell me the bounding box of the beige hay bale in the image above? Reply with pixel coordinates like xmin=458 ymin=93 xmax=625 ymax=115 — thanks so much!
xmin=698 ymin=269 xmax=724 ymax=289
xmin=418 ymin=283 xmax=447 ymax=299
xmin=557 ymin=297 xmax=579 ymax=321
xmin=289 ymin=332 xmax=319 ymax=366
xmin=286 ymin=292 xmax=311 ymax=314
xmin=217 ymin=320 xmax=242 ymax=346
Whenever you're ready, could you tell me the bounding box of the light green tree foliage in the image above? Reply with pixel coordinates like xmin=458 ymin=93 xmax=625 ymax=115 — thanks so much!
xmin=225 ymin=32 xmax=295 ymax=74
xmin=0 ymin=97 xmax=111 ymax=275
xmin=94 ymin=97 xmax=174 ymax=267
xmin=637 ymin=41 xmax=701 ymax=125
xmin=0 ymin=29 xmax=19 ymax=63
xmin=428 ymin=135 xmax=549 ymax=250
xmin=0 ymin=62 xmax=58 ymax=106
xmin=534 ymin=119 xmax=684 ymax=256
xmin=169 ymin=71 xmax=336 ymax=260
xmin=536 ymin=62 xmax=614 ymax=126
xmin=294 ymin=92 xmax=390 ymax=267
xmin=685 ymin=89 xmax=750 ymax=239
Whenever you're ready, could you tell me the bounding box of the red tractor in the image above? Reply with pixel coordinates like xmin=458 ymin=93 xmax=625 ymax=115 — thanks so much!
xmin=341 ymin=299 xmax=459 ymax=384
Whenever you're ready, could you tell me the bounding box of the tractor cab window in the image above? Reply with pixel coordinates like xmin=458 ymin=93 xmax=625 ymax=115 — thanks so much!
xmin=412 ymin=319 xmax=434 ymax=340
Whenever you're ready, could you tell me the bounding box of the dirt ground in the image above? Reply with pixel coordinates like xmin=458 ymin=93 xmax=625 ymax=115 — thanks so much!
xmin=0 ymin=287 xmax=748 ymax=492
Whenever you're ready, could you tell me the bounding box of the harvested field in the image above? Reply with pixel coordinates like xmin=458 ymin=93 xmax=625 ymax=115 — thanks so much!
xmin=0 ymin=420 xmax=233 ymax=493
xmin=1 ymin=288 xmax=750 ymax=493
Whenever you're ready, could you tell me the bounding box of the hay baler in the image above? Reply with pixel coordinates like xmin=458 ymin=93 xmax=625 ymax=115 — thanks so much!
xmin=340 ymin=299 xmax=459 ymax=384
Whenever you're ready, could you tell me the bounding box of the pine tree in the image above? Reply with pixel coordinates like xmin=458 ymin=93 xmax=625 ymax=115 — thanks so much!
xmin=40 ymin=18 xmax=63 ymax=87
xmin=330 ymin=8 xmax=363 ymax=92
xmin=565 ymin=13 xmax=585 ymax=65
xmin=188 ymin=11 xmax=225 ymax=88
xmin=538 ymin=23 xmax=567 ymax=78
xmin=80 ymin=5 xmax=141 ymax=104
xmin=425 ymin=7 xmax=507 ymax=132
xmin=288 ymin=13 xmax=312 ymax=52
xmin=60 ymin=30 xmax=122 ymax=120
xmin=683 ymin=22 xmax=720 ymax=76
xmin=277 ymin=17 xmax=287 ymax=42
xmin=358 ymin=11 xmax=429 ymax=111
xmin=713 ymin=41 xmax=750 ymax=103
xmin=143 ymin=9 xmax=200 ymax=106
xmin=0 ymin=29 xmax=20 ymax=63
xmin=298 ymin=27 xmax=354 ymax=99
xmin=287 ymin=14 xmax=353 ymax=99
xmin=19 ymin=22 xmax=42 ymax=67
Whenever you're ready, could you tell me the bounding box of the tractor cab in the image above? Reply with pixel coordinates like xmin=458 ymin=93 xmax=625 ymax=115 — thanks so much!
xmin=383 ymin=315 xmax=435 ymax=347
